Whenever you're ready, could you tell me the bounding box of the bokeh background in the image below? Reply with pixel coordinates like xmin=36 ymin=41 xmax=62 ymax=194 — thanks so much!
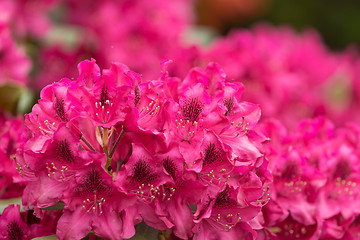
xmin=196 ymin=0 xmax=360 ymax=50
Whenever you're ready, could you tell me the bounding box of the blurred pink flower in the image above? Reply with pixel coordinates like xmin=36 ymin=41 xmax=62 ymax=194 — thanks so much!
xmin=0 ymin=204 xmax=59 ymax=239
xmin=203 ymin=24 xmax=360 ymax=128
xmin=0 ymin=24 xmax=30 ymax=86
xmin=0 ymin=116 xmax=27 ymax=199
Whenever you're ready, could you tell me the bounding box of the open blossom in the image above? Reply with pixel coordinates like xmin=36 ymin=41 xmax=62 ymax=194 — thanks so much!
xmin=57 ymin=160 xmax=139 ymax=240
xmin=0 ymin=115 xmax=27 ymax=199
xmin=0 ymin=204 xmax=60 ymax=240
xmin=18 ymin=59 xmax=145 ymax=239
xmin=16 ymin=59 xmax=269 ymax=239
xmin=160 ymin=61 xmax=270 ymax=238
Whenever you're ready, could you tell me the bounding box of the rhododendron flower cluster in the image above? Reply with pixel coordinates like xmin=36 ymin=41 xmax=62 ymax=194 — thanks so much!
xmin=256 ymin=117 xmax=360 ymax=239
xmin=15 ymin=59 xmax=270 ymax=239
xmin=3 ymin=1 xmax=360 ymax=239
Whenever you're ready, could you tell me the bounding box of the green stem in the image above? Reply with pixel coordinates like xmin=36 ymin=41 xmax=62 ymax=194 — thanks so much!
xmin=109 ymin=126 xmax=125 ymax=158
xmin=104 ymin=145 xmax=112 ymax=174
xmin=81 ymin=136 xmax=96 ymax=151
xmin=104 ymin=127 xmax=125 ymax=174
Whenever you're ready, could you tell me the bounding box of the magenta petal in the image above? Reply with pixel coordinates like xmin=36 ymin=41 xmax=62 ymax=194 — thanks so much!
xmin=92 ymin=211 xmax=128 ymax=240
xmin=119 ymin=207 xmax=140 ymax=239
xmin=167 ymin=198 xmax=194 ymax=239
xmin=22 ymin=174 xmax=67 ymax=209
xmin=57 ymin=208 xmax=92 ymax=240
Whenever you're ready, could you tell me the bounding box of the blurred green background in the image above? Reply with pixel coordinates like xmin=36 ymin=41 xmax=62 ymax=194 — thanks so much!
xmin=196 ymin=0 xmax=360 ymax=50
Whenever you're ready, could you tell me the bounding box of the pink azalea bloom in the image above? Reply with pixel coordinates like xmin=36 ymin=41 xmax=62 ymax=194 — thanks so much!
xmin=68 ymin=60 xmax=133 ymax=129
xmin=0 ymin=116 xmax=27 ymax=199
xmin=25 ymin=78 xmax=75 ymax=137
xmin=195 ymin=130 xmax=237 ymax=196
xmin=18 ymin=59 xmax=143 ymax=238
xmin=57 ymin=161 xmax=138 ymax=240
xmin=259 ymin=118 xmax=327 ymax=226
xmin=258 ymin=117 xmax=360 ymax=239
xmin=21 ymin=124 xmax=104 ymax=209
xmin=0 ymin=205 xmax=32 ymax=240
xmin=193 ymin=185 xmax=261 ymax=239
xmin=157 ymin=146 xmax=206 ymax=239
xmin=292 ymin=118 xmax=360 ymax=220
xmin=164 ymin=63 xmax=263 ymax=169
xmin=0 ymin=204 xmax=59 ymax=239
xmin=117 ymin=143 xmax=173 ymax=230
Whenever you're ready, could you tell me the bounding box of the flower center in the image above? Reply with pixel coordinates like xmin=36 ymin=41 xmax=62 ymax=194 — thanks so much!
xmin=203 ymin=143 xmax=222 ymax=166
xmin=333 ymin=160 xmax=351 ymax=180
xmin=281 ymin=162 xmax=299 ymax=181
xmin=181 ymin=97 xmax=204 ymax=123
xmin=131 ymin=158 xmax=158 ymax=184
xmin=55 ymin=98 xmax=67 ymax=122
xmin=56 ymin=139 xmax=74 ymax=163
xmin=211 ymin=187 xmax=243 ymax=231
xmin=163 ymin=157 xmax=178 ymax=180
xmin=80 ymin=169 xmax=111 ymax=215
xmin=134 ymin=85 xmax=141 ymax=107
xmin=223 ymin=97 xmax=234 ymax=116
xmin=100 ymin=86 xmax=109 ymax=106
xmin=82 ymin=169 xmax=110 ymax=195
xmin=7 ymin=221 xmax=23 ymax=240
xmin=214 ymin=187 xmax=237 ymax=209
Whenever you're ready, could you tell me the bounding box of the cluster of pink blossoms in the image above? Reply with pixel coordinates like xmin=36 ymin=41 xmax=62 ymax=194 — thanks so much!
xmin=0 ymin=20 xmax=31 ymax=86
xmin=2 ymin=1 xmax=360 ymax=239
xmin=257 ymin=117 xmax=360 ymax=239
xmin=12 ymin=59 xmax=270 ymax=239
xmin=202 ymin=24 xmax=360 ymax=128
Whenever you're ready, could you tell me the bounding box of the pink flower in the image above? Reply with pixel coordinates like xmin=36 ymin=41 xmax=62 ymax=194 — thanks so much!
xmin=21 ymin=124 xmax=104 ymax=209
xmin=156 ymin=146 xmax=206 ymax=239
xmin=0 ymin=205 xmax=32 ymax=240
xmin=258 ymin=117 xmax=360 ymax=239
xmin=0 ymin=116 xmax=27 ymax=199
xmin=117 ymin=143 xmax=173 ymax=230
xmin=193 ymin=185 xmax=261 ymax=239
xmin=0 ymin=204 xmax=59 ymax=239
xmin=0 ymin=24 xmax=30 ymax=86
xmin=57 ymin=161 xmax=138 ymax=240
